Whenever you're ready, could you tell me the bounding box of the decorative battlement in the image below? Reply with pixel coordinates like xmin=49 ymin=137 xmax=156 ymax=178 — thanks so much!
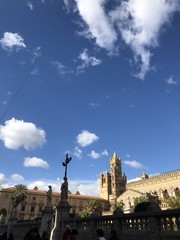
xmin=127 ymin=170 xmax=180 ymax=187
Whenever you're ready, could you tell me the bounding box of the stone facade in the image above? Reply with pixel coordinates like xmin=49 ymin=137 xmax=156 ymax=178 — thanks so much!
xmin=0 ymin=188 xmax=109 ymax=224
xmin=100 ymin=152 xmax=180 ymax=211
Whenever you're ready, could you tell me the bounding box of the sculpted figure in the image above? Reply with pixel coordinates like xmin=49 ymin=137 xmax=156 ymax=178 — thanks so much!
xmin=46 ymin=185 xmax=52 ymax=206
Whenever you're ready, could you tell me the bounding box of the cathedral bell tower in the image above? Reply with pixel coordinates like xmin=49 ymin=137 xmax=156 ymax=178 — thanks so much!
xmin=110 ymin=151 xmax=127 ymax=200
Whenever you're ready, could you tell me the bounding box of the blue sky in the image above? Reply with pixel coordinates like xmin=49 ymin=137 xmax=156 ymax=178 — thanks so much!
xmin=0 ymin=0 xmax=180 ymax=196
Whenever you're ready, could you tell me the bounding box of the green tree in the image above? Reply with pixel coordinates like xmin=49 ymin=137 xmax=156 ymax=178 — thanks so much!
xmin=79 ymin=199 xmax=100 ymax=218
xmin=112 ymin=200 xmax=125 ymax=211
xmin=87 ymin=199 xmax=100 ymax=213
xmin=12 ymin=184 xmax=27 ymax=208
xmin=79 ymin=209 xmax=90 ymax=218
xmin=134 ymin=195 xmax=149 ymax=208
xmin=168 ymin=196 xmax=180 ymax=209
xmin=75 ymin=191 xmax=81 ymax=195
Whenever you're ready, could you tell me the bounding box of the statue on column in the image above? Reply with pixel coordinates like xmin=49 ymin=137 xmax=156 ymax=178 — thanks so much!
xmin=46 ymin=185 xmax=52 ymax=207
xmin=60 ymin=154 xmax=72 ymax=203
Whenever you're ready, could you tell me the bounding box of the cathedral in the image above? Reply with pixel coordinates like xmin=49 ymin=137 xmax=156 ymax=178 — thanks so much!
xmin=100 ymin=152 xmax=180 ymax=212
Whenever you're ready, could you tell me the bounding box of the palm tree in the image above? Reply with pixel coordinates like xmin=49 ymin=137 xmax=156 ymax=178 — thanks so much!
xmin=11 ymin=184 xmax=27 ymax=211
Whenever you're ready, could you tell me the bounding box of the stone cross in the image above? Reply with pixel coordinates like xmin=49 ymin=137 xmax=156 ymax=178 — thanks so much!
xmin=62 ymin=154 xmax=72 ymax=180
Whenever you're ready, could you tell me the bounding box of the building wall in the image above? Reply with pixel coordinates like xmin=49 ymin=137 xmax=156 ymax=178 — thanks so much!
xmin=100 ymin=152 xmax=180 ymax=211
xmin=0 ymin=188 xmax=109 ymax=224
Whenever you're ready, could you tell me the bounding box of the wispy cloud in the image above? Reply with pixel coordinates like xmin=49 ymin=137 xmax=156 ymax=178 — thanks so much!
xmin=31 ymin=68 xmax=39 ymax=75
xmin=73 ymin=146 xmax=82 ymax=159
xmin=24 ymin=157 xmax=49 ymax=169
xmin=26 ymin=1 xmax=34 ymax=11
xmin=124 ymin=160 xmax=145 ymax=169
xmin=52 ymin=61 xmax=73 ymax=76
xmin=77 ymin=49 xmax=102 ymax=73
xmin=73 ymin=0 xmax=180 ymax=79
xmin=32 ymin=46 xmax=42 ymax=63
xmin=11 ymin=174 xmax=24 ymax=181
xmin=0 ymin=173 xmax=7 ymax=185
xmin=88 ymin=149 xmax=108 ymax=159
xmin=0 ymin=118 xmax=46 ymax=150
xmin=166 ymin=75 xmax=178 ymax=85
xmin=75 ymin=0 xmax=117 ymax=53
xmin=89 ymin=102 xmax=100 ymax=108
xmin=88 ymin=150 xmax=100 ymax=159
xmin=101 ymin=149 xmax=108 ymax=156
xmin=76 ymin=130 xmax=99 ymax=147
xmin=110 ymin=0 xmax=180 ymax=79
xmin=0 ymin=32 xmax=26 ymax=51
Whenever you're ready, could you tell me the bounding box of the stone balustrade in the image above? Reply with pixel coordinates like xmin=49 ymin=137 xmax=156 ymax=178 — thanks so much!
xmin=64 ymin=208 xmax=180 ymax=240
xmin=0 ymin=208 xmax=179 ymax=240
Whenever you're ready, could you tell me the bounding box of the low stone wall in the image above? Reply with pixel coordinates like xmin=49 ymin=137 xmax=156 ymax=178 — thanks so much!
xmin=0 ymin=222 xmax=41 ymax=240
xmin=64 ymin=208 xmax=180 ymax=240
xmin=0 ymin=208 xmax=180 ymax=240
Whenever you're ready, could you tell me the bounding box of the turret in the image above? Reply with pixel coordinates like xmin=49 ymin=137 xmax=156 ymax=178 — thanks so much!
xmin=110 ymin=151 xmax=126 ymax=199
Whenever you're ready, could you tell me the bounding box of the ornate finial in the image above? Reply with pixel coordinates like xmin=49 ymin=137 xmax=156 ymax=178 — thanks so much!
xmin=113 ymin=151 xmax=117 ymax=159
xmin=62 ymin=154 xmax=72 ymax=180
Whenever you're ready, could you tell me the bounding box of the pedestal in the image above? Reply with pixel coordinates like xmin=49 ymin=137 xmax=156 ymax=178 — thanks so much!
xmin=50 ymin=201 xmax=71 ymax=240
xmin=40 ymin=206 xmax=54 ymax=236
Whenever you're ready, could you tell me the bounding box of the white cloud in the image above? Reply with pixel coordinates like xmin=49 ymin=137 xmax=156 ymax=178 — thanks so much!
xmin=0 ymin=173 xmax=7 ymax=185
xmin=73 ymin=146 xmax=82 ymax=159
xmin=24 ymin=157 xmax=49 ymax=169
xmin=166 ymin=75 xmax=178 ymax=85
xmin=63 ymin=0 xmax=75 ymax=13
xmin=52 ymin=61 xmax=73 ymax=75
xmin=89 ymin=102 xmax=100 ymax=108
xmin=76 ymin=130 xmax=99 ymax=147
xmin=69 ymin=179 xmax=100 ymax=196
xmin=127 ymin=177 xmax=141 ymax=183
xmin=31 ymin=68 xmax=39 ymax=75
xmin=75 ymin=0 xmax=117 ymax=53
xmin=27 ymin=178 xmax=100 ymax=196
xmin=0 ymin=118 xmax=46 ymax=150
xmin=0 ymin=32 xmax=26 ymax=51
xmin=11 ymin=174 xmax=24 ymax=181
xmin=124 ymin=160 xmax=145 ymax=169
xmin=73 ymin=0 xmax=180 ymax=79
xmin=32 ymin=46 xmax=42 ymax=63
xmin=77 ymin=49 xmax=102 ymax=73
xmin=110 ymin=0 xmax=180 ymax=79
xmin=101 ymin=149 xmax=108 ymax=156
xmin=26 ymin=1 xmax=34 ymax=11
xmin=88 ymin=150 xmax=100 ymax=159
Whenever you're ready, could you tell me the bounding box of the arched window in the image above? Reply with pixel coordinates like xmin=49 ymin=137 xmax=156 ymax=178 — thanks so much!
xmin=30 ymin=206 xmax=35 ymax=212
xmin=175 ymin=188 xmax=180 ymax=197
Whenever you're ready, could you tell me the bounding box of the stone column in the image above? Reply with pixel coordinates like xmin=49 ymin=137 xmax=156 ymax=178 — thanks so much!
xmin=40 ymin=185 xmax=54 ymax=236
xmin=40 ymin=206 xmax=54 ymax=236
xmin=50 ymin=154 xmax=72 ymax=240
xmin=50 ymin=179 xmax=71 ymax=240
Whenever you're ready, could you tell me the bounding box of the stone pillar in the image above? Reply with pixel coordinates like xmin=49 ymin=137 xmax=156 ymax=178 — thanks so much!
xmin=40 ymin=185 xmax=54 ymax=236
xmin=50 ymin=179 xmax=71 ymax=240
xmin=40 ymin=206 xmax=54 ymax=236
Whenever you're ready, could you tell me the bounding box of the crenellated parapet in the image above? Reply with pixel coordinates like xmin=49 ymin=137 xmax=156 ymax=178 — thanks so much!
xmin=127 ymin=170 xmax=180 ymax=188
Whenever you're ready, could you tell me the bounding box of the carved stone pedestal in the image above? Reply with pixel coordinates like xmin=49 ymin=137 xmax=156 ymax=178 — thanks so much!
xmin=40 ymin=206 xmax=54 ymax=236
xmin=50 ymin=201 xmax=71 ymax=240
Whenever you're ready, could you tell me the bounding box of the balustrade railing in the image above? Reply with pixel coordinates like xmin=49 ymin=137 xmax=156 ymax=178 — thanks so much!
xmin=64 ymin=208 xmax=180 ymax=240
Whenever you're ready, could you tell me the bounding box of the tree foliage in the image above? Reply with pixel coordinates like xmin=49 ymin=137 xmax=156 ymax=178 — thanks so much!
xmin=87 ymin=199 xmax=100 ymax=213
xmin=75 ymin=191 xmax=81 ymax=195
xmin=79 ymin=199 xmax=100 ymax=218
xmin=168 ymin=196 xmax=180 ymax=209
xmin=112 ymin=200 xmax=125 ymax=211
xmin=134 ymin=195 xmax=149 ymax=208
xmin=12 ymin=184 xmax=27 ymax=208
